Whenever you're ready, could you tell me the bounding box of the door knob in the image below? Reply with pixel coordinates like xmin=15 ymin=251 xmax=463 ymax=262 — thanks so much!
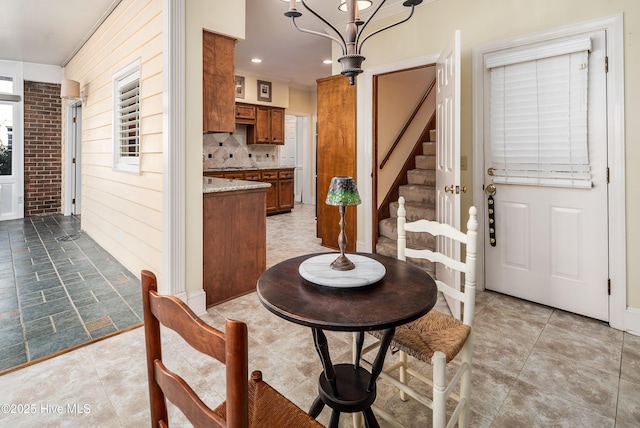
xmin=485 ymin=183 xmax=496 ymax=195
xmin=445 ymin=185 xmax=455 ymax=194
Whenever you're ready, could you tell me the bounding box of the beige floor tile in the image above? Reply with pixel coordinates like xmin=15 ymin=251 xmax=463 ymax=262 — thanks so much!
xmin=491 ymin=378 xmax=614 ymax=427
xmin=0 ymin=203 xmax=635 ymax=427
xmin=533 ymin=323 xmax=622 ymax=375
xmin=518 ymin=347 xmax=619 ymax=418
xmin=616 ymin=378 xmax=640 ymax=427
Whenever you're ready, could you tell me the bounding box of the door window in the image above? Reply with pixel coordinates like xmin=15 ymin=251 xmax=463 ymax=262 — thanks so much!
xmin=486 ymin=37 xmax=592 ymax=188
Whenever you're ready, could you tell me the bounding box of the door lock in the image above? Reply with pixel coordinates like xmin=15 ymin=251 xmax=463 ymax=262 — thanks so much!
xmin=445 ymin=185 xmax=467 ymax=194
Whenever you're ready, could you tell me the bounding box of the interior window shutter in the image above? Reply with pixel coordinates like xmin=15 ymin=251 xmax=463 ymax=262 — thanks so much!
xmin=117 ymin=77 xmax=140 ymax=162
xmin=486 ymin=37 xmax=592 ymax=188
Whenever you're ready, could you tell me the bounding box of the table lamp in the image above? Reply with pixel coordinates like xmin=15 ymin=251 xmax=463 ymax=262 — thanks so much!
xmin=325 ymin=176 xmax=361 ymax=270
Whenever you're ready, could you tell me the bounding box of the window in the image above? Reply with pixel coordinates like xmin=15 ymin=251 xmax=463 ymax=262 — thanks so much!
xmin=486 ymin=37 xmax=592 ymax=188
xmin=113 ymin=60 xmax=141 ymax=173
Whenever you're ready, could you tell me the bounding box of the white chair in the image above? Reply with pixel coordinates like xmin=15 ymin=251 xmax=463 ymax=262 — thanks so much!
xmin=358 ymin=196 xmax=478 ymax=428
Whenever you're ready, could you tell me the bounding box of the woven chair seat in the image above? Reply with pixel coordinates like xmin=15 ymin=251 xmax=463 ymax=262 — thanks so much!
xmin=372 ymin=310 xmax=471 ymax=364
xmin=213 ymin=371 xmax=324 ymax=427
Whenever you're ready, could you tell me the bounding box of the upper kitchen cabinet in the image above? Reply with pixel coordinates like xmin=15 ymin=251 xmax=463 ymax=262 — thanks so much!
xmin=203 ymin=31 xmax=235 ymax=133
xmin=255 ymin=105 xmax=285 ymax=145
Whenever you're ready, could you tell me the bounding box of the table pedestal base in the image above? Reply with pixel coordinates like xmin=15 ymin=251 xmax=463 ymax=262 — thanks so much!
xmin=309 ymin=364 xmax=378 ymax=427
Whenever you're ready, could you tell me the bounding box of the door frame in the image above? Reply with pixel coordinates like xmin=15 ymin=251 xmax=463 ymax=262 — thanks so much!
xmin=282 ymin=111 xmax=312 ymax=204
xmin=64 ymin=100 xmax=82 ymax=216
xmin=472 ymin=14 xmax=629 ymax=330
xmin=360 ymin=54 xmax=439 ymax=253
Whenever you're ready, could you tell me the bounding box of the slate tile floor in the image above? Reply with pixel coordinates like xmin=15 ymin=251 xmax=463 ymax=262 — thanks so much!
xmin=0 ymin=204 xmax=639 ymax=427
xmin=0 ymin=215 xmax=142 ymax=372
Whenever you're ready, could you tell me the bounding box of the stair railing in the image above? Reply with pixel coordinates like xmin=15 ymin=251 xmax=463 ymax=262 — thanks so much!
xmin=379 ymin=78 xmax=436 ymax=170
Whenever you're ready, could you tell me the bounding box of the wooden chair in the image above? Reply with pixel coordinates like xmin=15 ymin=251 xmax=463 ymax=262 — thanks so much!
xmin=141 ymin=270 xmax=324 ymax=428
xmin=358 ymin=197 xmax=478 ymax=428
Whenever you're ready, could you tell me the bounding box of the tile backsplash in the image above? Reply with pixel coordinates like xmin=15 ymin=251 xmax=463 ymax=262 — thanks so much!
xmin=203 ymin=125 xmax=279 ymax=169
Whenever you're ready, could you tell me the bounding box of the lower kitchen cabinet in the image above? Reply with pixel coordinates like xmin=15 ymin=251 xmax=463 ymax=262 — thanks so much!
xmin=203 ymin=187 xmax=266 ymax=306
xmin=203 ymin=168 xmax=294 ymax=215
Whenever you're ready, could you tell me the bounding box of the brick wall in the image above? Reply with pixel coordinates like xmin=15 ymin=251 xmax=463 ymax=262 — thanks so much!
xmin=23 ymin=81 xmax=62 ymax=216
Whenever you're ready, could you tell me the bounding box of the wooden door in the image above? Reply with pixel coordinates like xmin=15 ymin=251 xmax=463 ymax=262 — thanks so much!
xmin=202 ymin=31 xmax=235 ymax=133
xmin=317 ymin=75 xmax=357 ymax=251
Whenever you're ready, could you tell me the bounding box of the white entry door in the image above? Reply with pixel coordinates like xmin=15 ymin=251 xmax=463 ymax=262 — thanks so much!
xmin=0 ymin=61 xmax=24 ymax=221
xmin=71 ymin=104 xmax=82 ymax=215
xmin=483 ymin=30 xmax=609 ymax=321
xmin=436 ymin=30 xmax=462 ymax=318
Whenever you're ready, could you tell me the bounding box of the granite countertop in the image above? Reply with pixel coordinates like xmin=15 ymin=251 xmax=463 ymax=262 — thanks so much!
xmin=203 ymin=166 xmax=294 ymax=172
xmin=203 ymin=177 xmax=271 ymax=193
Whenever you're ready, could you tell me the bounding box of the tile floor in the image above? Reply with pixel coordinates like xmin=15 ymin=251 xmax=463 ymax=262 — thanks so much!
xmin=0 ymin=215 xmax=142 ymax=373
xmin=0 ymin=203 xmax=639 ymax=427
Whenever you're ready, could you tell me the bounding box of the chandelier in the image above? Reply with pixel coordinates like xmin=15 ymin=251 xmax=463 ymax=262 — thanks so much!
xmin=284 ymin=0 xmax=423 ymax=84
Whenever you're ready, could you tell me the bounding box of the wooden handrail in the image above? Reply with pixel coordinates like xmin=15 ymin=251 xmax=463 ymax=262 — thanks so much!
xmin=379 ymin=78 xmax=436 ymax=170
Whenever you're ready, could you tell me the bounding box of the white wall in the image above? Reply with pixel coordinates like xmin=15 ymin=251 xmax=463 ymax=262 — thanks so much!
xmin=63 ymin=0 xmax=164 ymax=282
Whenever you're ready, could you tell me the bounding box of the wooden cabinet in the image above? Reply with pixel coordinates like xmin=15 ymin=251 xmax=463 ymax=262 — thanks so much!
xmin=261 ymin=170 xmax=279 ymax=214
xmin=203 ymin=31 xmax=235 ymax=133
xmin=317 ymin=75 xmax=357 ymax=251
xmin=269 ymin=107 xmax=285 ymax=144
xmin=203 ymin=168 xmax=295 ymax=214
xmin=203 ymin=188 xmax=266 ymax=306
xmin=249 ymin=105 xmax=285 ymax=145
xmin=235 ymin=103 xmax=256 ymax=124
xmin=278 ymin=170 xmax=295 ymax=211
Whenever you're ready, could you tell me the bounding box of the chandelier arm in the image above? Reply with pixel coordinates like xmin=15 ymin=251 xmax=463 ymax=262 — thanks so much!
xmin=354 ymin=0 xmax=388 ymax=49
xmin=357 ymin=5 xmax=416 ymax=53
xmin=292 ymin=18 xmax=347 ymax=56
xmin=300 ymin=0 xmax=347 ymax=53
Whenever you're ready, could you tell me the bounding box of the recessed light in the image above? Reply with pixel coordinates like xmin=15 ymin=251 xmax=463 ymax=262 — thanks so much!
xmin=251 ymin=58 xmax=262 ymax=63
xmin=323 ymin=59 xmax=333 ymax=65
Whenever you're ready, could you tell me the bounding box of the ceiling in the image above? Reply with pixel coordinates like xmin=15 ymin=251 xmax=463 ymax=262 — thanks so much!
xmin=0 ymin=0 xmax=423 ymax=89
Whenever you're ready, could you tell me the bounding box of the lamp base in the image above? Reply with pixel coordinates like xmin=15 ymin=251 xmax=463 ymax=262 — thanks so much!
xmin=330 ymin=254 xmax=356 ymax=271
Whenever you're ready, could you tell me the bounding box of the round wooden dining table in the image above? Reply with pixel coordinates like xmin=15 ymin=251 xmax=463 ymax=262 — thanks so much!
xmin=257 ymin=252 xmax=438 ymax=428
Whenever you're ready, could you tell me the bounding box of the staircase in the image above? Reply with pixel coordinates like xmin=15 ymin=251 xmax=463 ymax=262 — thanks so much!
xmin=376 ymin=129 xmax=437 ymax=273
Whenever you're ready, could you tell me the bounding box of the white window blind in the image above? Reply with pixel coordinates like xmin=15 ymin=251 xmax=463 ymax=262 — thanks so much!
xmin=487 ymin=37 xmax=592 ymax=188
xmin=113 ymin=60 xmax=141 ymax=173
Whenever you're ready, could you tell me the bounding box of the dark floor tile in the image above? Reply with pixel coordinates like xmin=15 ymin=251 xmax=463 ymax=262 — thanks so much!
xmin=89 ymin=324 xmax=118 ymax=340
xmin=65 ymin=281 xmax=113 ymax=297
xmin=21 ymin=286 xmax=67 ymax=308
xmin=0 ymin=287 xmax=17 ymax=301
xmin=15 ymin=271 xmax=59 ymax=286
xmin=77 ymin=296 xmax=130 ymax=323
xmin=0 ymin=311 xmax=20 ymax=330
xmin=18 ymin=292 xmax=45 ymax=307
xmin=23 ymin=316 xmax=55 ymax=341
xmin=0 ymin=323 xmax=24 ymax=348
xmin=113 ymin=280 xmax=141 ymax=298
xmin=52 ymin=310 xmax=84 ymax=332
xmin=0 ymin=297 xmax=18 ymax=312
xmin=16 ymin=278 xmax=63 ymax=296
xmin=0 ymin=266 xmax=14 ymax=280
xmin=71 ymin=293 xmax=101 ymax=309
xmin=110 ymin=308 xmax=142 ymax=330
xmin=21 ymin=296 xmax=74 ymax=323
xmin=0 ymin=343 xmax=27 ymax=370
xmin=27 ymin=325 xmax=90 ymax=360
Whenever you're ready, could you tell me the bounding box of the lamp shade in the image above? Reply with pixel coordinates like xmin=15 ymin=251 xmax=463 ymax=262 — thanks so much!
xmin=338 ymin=0 xmax=373 ymax=12
xmin=60 ymin=79 xmax=80 ymax=99
xmin=326 ymin=176 xmax=361 ymax=206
